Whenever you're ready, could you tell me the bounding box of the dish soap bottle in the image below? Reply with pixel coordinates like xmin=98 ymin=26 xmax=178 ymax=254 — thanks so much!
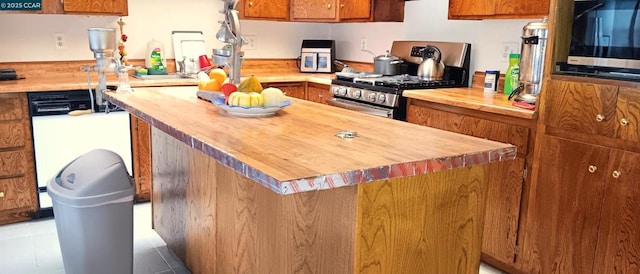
xmin=145 ymin=38 xmax=167 ymax=75
xmin=504 ymin=53 xmax=520 ymax=95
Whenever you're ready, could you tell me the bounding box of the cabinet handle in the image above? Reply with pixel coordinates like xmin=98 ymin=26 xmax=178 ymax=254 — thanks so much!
xmin=340 ymin=3 xmax=345 ymax=8
xmin=620 ymin=118 xmax=629 ymax=126
xmin=249 ymin=1 xmax=254 ymax=7
xmin=327 ymin=3 xmax=332 ymax=9
xmin=319 ymin=94 xmax=323 ymax=98
xmin=588 ymin=165 xmax=598 ymax=173
xmin=612 ymin=170 xmax=621 ymax=179
xmin=0 ymin=191 xmax=4 ymax=198
xmin=596 ymin=114 xmax=605 ymax=122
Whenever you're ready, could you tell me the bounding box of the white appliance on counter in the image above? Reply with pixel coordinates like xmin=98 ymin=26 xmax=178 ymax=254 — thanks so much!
xmin=28 ymin=90 xmax=132 ymax=215
xmin=299 ymin=40 xmax=336 ymax=73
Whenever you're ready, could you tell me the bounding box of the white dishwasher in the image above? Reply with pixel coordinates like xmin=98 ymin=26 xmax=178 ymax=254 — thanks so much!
xmin=28 ymin=90 xmax=132 ymax=216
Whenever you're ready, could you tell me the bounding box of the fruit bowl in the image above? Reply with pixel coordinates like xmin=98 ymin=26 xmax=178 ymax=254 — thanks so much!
xmin=211 ymin=95 xmax=292 ymax=117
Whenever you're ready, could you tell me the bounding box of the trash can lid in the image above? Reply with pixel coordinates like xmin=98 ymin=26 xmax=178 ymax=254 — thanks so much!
xmin=47 ymin=149 xmax=135 ymax=207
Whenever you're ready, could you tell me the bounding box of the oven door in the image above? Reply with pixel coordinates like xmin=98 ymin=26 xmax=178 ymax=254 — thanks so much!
xmin=327 ymin=98 xmax=394 ymax=118
xmin=300 ymin=52 xmax=318 ymax=72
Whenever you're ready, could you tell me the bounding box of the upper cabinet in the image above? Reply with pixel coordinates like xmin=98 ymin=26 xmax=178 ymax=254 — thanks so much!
xmin=62 ymin=0 xmax=128 ymax=15
xmin=240 ymin=0 xmax=403 ymax=22
xmin=448 ymin=0 xmax=548 ymax=19
xmin=242 ymin=0 xmax=289 ymax=20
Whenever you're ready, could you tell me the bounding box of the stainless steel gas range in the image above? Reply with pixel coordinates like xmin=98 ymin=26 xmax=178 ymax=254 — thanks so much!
xmin=328 ymin=41 xmax=471 ymax=121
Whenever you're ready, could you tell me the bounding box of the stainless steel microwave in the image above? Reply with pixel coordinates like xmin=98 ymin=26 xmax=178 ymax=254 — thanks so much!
xmin=567 ymin=0 xmax=640 ymax=71
xmin=299 ymin=40 xmax=336 ymax=73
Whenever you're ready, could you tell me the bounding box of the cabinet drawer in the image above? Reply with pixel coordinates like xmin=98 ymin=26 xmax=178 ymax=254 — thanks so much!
xmin=407 ymin=105 xmax=530 ymax=156
xmin=0 ymin=151 xmax=27 ymax=177
xmin=0 ymin=176 xmax=34 ymax=211
xmin=0 ymin=121 xmax=26 ymax=149
xmin=545 ymin=80 xmax=618 ymax=138
xmin=0 ymin=94 xmax=25 ymax=121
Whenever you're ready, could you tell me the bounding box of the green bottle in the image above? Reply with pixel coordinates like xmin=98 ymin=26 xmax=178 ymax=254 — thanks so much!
xmin=504 ymin=53 xmax=520 ymax=95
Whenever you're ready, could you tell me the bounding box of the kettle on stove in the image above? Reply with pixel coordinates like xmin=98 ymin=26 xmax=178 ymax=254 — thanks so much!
xmin=417 ymin=45 xmax=445 ymax=80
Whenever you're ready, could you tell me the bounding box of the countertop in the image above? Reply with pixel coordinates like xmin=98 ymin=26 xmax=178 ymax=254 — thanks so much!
xmin=0 ymin=72 xmax=334 ymax=93
xmin=105 ymin=86 xmax=517 ymax=195
xmin=403 ymin=87 xmax=537 ymax=119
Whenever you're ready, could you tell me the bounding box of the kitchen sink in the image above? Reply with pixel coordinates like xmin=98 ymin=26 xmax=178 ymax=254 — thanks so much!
xmin=132 ymin=73 xmax=197 ymax=81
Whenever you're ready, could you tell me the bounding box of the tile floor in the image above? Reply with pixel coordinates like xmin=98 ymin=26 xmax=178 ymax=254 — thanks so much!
xmin=0 ymin=202 xmax=505 ymax=274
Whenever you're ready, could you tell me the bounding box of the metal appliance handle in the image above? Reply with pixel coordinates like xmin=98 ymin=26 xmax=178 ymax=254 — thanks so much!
xmin=326 ymin=98 xmax=392 ymax=118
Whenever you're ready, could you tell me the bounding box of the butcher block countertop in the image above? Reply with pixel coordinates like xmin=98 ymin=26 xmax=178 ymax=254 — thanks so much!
xmin=105 ymin=86 xmax=517 ymax=195
xmin=403 ymin=87 xmax=537 ymax=119
xmin=0 ymin=72 xmax=333 ymax=93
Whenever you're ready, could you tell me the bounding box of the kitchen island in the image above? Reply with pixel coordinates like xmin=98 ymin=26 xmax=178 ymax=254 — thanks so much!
xmin=105 ymin=86 xmax=517 ymax=274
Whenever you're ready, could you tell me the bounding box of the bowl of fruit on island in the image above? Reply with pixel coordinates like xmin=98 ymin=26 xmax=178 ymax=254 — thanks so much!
xmin=197 ymin=70 xmax=291 ymax=118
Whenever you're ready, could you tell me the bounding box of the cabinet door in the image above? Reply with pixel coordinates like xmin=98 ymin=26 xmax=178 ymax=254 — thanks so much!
xmin=63 ymin=0 xmax=128 ymax=15
xmin=615 ymin=87 xmax=640 ymax=142
xmin=545 ymin=80 xmax=618 ymax=138
xmin=0 ymin=177 xmax=34 ymax=211
xmin=495 ymin=0 xmax=548 ymax=16
xmin=406 ymin=104 xmax=527 ymax=264
xmin=306 ymin=83 xmax=332 ymax=104
xmin=448 ymin=0 xmax=496 ymax=17
xmin=131 ymin=116 xmax=152 ymax=202
xmin=265 ymin=82 xmax=306 ymax=100
xmin=339 ymin=0 xmax=370 ymax=20
xmin=593 ymin=150 xmax=640 ymax=274
xmin=527 ymin=136 xmax=609 ymax=274
xmin=242 ymin=0 xmax=289 ymax=20
xmin=292 ymin=0 xmax=337 ymax=20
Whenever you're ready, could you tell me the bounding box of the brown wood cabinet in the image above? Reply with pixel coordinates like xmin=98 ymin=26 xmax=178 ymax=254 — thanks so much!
xmin=0 ymin=93 xmax=37 ymax=225
xmin=264 ymin=82 xmax=306 ymax=100
xmin=130 ymin=115 xmax=151 ymax=202
xmin=241 ymin=0 xmax=402 ymax=22
xmin=306 ymin=83 xmax=332 ymax=104
xmin=406 ymin=99 xmax=536 ymax=271
xmin=522 ymin=77 xmax=640 ymax=273
xmin=448 ymin=0 xmax=548 ymax=19
xmin=62 ymin=0 xmax=128 ymax=15
xmin=241 ymin=0 xmax=289 ymax=20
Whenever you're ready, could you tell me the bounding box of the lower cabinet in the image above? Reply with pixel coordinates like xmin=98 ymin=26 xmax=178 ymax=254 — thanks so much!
xmin=306 ymin=82 xmax=332 ymax=104
xmin=406 ymin=99 xmax=534 ymax=271
xmin=522 ymin=135 xmax=640 ymax=274
xmin=130 ymin=115 xmax=152 ymax=202
xmin=264 ymin=82 xmax=306 ymax=100
xmin=0 ymin=93 xmax=37 ymax=225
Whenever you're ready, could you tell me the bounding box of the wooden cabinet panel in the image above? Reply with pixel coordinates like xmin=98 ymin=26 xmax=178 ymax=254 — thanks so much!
xmin=495 ymin=0 xmax=548 ymax=16
xmin=0 ymin=151 xmax=26 ymax=178
xmin=131 ymin=115 xmax=151 ymax=202
xmin=0 ymin=122 xmax=25 ymax=149
xmin=265 ymin=82 xmax=306 ymax=100
xmin=0 ymin=177 xmax=34 ymax=211
xmin=616 ymin=87 xmax=640 ymax=142
xmin=292 ymin=0 xmax=337 ymax=20
xmin=243 ymin=0 xmax=289 ymax=20
xmin=406 ymin=105 xmax=529 ymax=156
xmin=306 ymin=83 xmax=332 ymax=104
xmin=63 ymin=0 xmax=128 ymax=15
xmin=449 ymin=0 xmax=496 ymax=17
xmin=339 ymin=0 xmax=370 ymax=20
xmin=0 ymin=95 xmax=24 ymax=121
xmin=545 ymin=80 xmax=618 ymax=138
xmin=594 ymin=150 xmax=640 ymax=274
xmin=526 ymin=136 xmax=610 ymax=274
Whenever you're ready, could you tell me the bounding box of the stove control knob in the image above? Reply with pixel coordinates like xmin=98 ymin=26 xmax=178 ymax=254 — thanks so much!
xmin=377 ymin=94 xmax=386 ymax=103
xmin=332 ymin=86 xmax=340 ymax=95
xmin=352 ymin=89 xmax=362 ymax=98
xmin=339 ymin=88 xmax=348 ymax=96
xmin=368 ymin=92 xmax=377 ymax=102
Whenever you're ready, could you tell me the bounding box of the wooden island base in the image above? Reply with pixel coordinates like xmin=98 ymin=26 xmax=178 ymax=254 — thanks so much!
xmin=152 ymin=129 xmax=490 ymax=274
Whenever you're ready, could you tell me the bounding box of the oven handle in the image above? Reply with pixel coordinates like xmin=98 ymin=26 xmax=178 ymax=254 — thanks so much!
xmin=326 ymin=98 xmax=392 ymax=118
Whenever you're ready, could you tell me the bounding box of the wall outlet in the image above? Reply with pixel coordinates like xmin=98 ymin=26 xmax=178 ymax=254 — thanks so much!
xmin=54 ymin=33 xmax=65 ymax=50
xmin=501 ymin=42 xmax=520 ymax=61
xmin=360 ymin=38 xmax=368 ymax=51
xmin=244 ymin=35 xmax=256 ymax=50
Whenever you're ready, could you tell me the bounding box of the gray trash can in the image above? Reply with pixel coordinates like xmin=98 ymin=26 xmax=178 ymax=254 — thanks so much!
xmin=47 ymin=149 xmax=135 ymax=274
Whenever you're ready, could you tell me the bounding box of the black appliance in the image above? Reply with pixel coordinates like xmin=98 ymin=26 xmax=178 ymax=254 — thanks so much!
xmin=328 ymin=41 xmax=471 ymax=121
xmin=559 ymin=0 xmax=640 ymax=80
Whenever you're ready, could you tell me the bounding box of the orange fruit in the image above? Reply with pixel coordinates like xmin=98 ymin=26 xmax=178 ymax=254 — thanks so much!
xmin=198 ymin=79 xmax=221 ymax=91
xmin=209 ymin=68 xmax=227 ymax=84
